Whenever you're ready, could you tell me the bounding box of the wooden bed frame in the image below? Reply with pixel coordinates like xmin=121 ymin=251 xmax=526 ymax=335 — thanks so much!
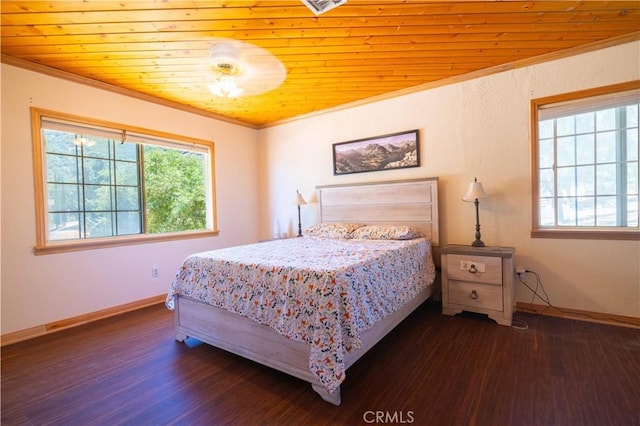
xmin=173 ymin=177 xmax=439 ymax=405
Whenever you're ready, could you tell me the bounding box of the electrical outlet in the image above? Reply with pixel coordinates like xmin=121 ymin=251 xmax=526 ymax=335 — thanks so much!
xmin=460 ymin=260 xmax=485 ymax=272
xmin=151 ymin=266 xmax=159 ymax=279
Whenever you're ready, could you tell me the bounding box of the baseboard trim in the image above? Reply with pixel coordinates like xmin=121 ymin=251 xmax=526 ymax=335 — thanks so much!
xmin=516 ymin=302 xmax=640 ymax=329
xmin=4 ymin=297 xmax=636 ymax=346
xmin=1 ymin=294 xmax=167 ymax=347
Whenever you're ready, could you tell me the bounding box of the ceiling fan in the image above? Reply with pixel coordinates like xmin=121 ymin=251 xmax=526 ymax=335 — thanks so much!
xmin=207 ymin=38 xmax=286 ymax=98
xmin=206 ymin=1 xmax=347 ymax=98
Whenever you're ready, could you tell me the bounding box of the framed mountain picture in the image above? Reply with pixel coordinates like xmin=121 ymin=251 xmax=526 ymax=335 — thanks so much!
xmin=332 ymin=129 xmax=420 ymax=175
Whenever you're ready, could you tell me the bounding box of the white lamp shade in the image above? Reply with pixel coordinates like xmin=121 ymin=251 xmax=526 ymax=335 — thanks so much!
xmin=462 ymin=179 xmax=489 ymax=201
xmin=296 ymin=191 xmax=307 ymax=205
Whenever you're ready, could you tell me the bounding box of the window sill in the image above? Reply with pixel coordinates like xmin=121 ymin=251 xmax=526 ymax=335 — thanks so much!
xmin=531 ymin=228 xmax=640 ymax=241
xmin=34 ymin=230 xmax=219 ymax=255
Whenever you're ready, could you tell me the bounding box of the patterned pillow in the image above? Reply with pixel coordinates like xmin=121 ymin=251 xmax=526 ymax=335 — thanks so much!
xmin=350 ymin=224 xmax=423 ymax=240
xmin=305 ymin=223 xmax=365 ymax=239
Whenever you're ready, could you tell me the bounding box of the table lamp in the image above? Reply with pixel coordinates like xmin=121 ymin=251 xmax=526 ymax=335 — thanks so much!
xmin=462 ymin=177 xmax=489 ymax=247
xmin=296 ymin=190 xmax=307 ymax=237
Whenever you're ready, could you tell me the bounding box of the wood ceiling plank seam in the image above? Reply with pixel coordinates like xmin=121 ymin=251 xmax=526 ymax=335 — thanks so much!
xmin=3 ymin=21 xmax=639 ymax=45
xmin=3 ymin=10 xmax=639 ymax=32
xmin=2 ymin=2 xmax=639 ymax=23
xmin=0 ymin=52 xmax=575 ymax=65
xmin=3 ymin=26 xmax=634 ymax=45
xmin=0 ymin=1 xmax=581 ymax=15
xmin=22 ymin=38 xmax=608 ymax=62
xmin=3 ymin=27 xmax=638 ymax=50
xmin=44 ymin=58 xmax=509 ymax=69
xmin=0 ymin=46 xmax=587 ymax=61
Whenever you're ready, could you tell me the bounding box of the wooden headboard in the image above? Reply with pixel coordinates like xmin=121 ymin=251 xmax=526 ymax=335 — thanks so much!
xmin=316 ymin=177 xmax=439 ymax=246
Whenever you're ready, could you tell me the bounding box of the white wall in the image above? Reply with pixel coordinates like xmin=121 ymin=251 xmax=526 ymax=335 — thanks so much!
xmin=258 ymin=41 xmax=640 ymax=318
xmin=1 ymin=64 xmax=260 ymax=334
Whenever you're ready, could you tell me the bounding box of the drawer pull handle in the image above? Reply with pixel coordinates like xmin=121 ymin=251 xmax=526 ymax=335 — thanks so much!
xmin=468 ymin=264 xmax=478 ymax=274
xmin=469 ymin=290 xmax=478 ymax=300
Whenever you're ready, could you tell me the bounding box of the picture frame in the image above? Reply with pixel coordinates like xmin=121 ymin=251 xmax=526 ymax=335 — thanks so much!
xmin=332 ymin=129 xmax=420 ymax=175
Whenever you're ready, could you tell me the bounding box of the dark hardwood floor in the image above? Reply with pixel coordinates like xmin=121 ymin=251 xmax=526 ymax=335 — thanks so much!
xmin=2 ymin=301 xmax=639 ymax=426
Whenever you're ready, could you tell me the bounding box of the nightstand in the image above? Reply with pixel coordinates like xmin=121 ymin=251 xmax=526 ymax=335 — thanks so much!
xmin=440 ymin=244 xmax=515 ymax=326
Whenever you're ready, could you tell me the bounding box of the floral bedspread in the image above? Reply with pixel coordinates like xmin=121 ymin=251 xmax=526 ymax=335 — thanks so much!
xmin=166 ymin=236 xmax=436 ymax=392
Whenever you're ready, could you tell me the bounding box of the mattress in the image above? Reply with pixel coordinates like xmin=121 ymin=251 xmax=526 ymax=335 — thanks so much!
xmin=166 ymin=236 xmax=436 ymax=392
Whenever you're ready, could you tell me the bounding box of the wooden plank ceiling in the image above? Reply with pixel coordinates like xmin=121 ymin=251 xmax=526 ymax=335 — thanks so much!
xmin=2 ymin=1 xmax=639 ymax=128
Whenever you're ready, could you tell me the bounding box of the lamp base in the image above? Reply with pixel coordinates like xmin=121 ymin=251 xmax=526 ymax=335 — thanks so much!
xmin=471 ymin=239 xmax=485 ymax=247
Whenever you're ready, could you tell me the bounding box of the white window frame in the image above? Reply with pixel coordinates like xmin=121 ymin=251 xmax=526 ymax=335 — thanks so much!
xmin=531 ymin=81 xmax=640 ymax=241
xmin=31 ymin=108 xmax=218 ymax=255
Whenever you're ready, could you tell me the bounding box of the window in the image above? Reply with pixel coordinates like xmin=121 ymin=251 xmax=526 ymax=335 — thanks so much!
xmin=32 ymin=108 xmax=218 ymax=254
xmin=531 ymin=81 xmax=639 ymax=240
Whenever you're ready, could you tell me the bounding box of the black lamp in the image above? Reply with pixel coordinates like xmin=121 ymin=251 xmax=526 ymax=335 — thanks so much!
xmin=462 ymin=177 xmax=489 ymax=247
xmin=296 ymin=190 xmax=307 ymax=237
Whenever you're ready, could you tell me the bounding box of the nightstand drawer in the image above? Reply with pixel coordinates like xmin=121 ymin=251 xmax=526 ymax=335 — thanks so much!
xmin=448 ymin=280 xmax=503 ymax=311
xmin=446 ymin=254 xmax=502 ymax=285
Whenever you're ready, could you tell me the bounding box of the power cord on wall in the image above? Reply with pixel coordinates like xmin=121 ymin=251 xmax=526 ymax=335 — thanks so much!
xmin=516 ymin=269 xmax=639 ymax=328
xmin=517 ymin=269 xmax=553 ymax=312
xmin=511 ymin=268 xmax=553 ymax=330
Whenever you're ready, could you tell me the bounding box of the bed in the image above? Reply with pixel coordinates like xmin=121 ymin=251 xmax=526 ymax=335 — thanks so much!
xmin=166 ymin=177 xmax=439 ymax=405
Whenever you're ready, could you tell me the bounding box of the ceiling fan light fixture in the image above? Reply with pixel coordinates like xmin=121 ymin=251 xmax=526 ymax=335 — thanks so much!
xmin=208 ymin=42 xmax=245 ymax=98
xmin=208 ymin=76 xmax=243 ymax=98
xmin=301 ymin=0 xmax=347 ymax=15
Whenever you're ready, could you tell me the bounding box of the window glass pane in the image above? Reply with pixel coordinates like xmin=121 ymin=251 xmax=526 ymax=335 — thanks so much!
xmin=576 ymin=165 xmax=594 ymax=196
xmin=116 ymin=187 xmax=140 ymax=210
xmin=627 ymin=129 xmax=638 ymax=161
xmin=628 ymin=162 xmax=639 ymax=194
xmin=47 ymin=154 xmax=79 ymax=183
xmin=82 ymin=138 xmax=111 ymax=159
xmin=576 ymin=134 xmax=594 ymax=165
xmin=539 ymin=138 xmax=554 ymax=168
xmin=626 ymin=104 xmax=638 ymax=128
xmin=84 ymin=185 xmax=114 ymax=211
xmin=115 ymin=142 xmax=138 ymax=161
xmin=557 ymin=116 xmax=575 ymax=136
xmin=558 ymin=197 xmax=577 ymax=226
xmin=117 ymin=212 xmax=142 ymax=235
xmin=116 ymin=161 xmax=139 ymax=186
xmin=596 ymin=164 xmax=616 ymax=195
xmin=557 ymin=136 xmax=576 ymax=166
xmin=575 ymin=112 xmax=595 ymax=134
xmin=557 ymin=167 xmax=576 ymax=196
xmin=45 ymin=130 xmax=76 ymax=154
xmin=596 ymin=108 xmax=616 ymax=131
xmin=47 ymin=183 xmax=80 ymax=211
xmin=596 ymin=131 xmax=616 ymax=163
xmin=539 ymin=169 xmax=555 ymax=197
xmin=627 ymin=195 xmax=639 ymax=227
xmin=539 ymin=120 xmax=554 ymax=139
xmin=144 ymin=146 xmax=207 ymax=234
xmin=577 ymin=197 xmax=595 ymax=226
xmin=86 ymin=212 xmax=114 ymax=238
xmin=539 ymin=198 xmax=554 ymax=227
xmin=596 ymin=196 xmax=617 ymax=226
xmin=83 ymin=158 xmax=111 ymax=185
xmin=49 ymin=212 xmax=83 ymax=241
